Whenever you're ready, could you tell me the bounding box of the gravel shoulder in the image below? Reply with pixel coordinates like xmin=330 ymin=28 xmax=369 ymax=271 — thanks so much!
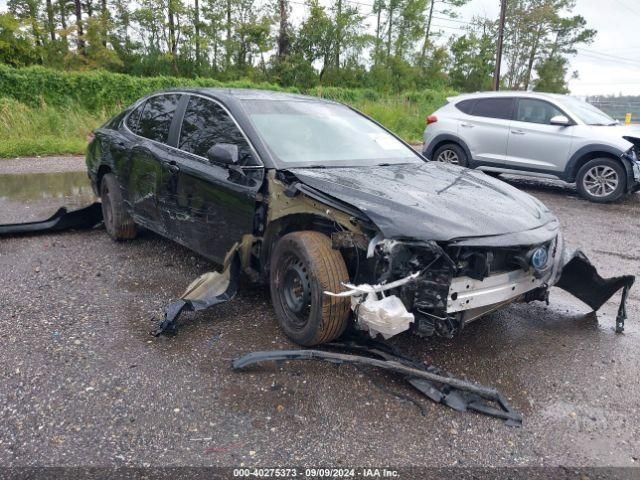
xmin=0 ymin=157 xmax=639 ymax=469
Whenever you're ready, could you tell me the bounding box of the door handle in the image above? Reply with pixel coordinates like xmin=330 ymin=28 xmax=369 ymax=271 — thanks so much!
xmin=461 ymin=122 xmax=474 ymax=128
xmin=164 ymin=160 xmax=180 ymax=173
xmin=511 ymin=129 xmax=525 ymax=135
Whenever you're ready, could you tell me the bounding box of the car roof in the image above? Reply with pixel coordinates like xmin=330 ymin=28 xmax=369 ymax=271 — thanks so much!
xmin=157 ymin=87 xmax=340 ymax=105
xmin=447 ymin=91 xmax=568 ymax=103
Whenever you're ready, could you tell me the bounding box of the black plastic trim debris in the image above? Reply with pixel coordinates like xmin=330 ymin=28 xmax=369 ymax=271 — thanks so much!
xmin=232 ymin=337 xmax=523 ymax=426
xmin=556 ymin=251 xmax=635 ymax=333
xmin=0 ymin=203 xmax=103 ymax=236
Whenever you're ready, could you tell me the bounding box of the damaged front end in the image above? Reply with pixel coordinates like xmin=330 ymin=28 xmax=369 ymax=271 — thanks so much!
xmin=622 ymin=135 xmax=640 ymax=193
xmin=326 ymin=229 xmax=634 ymax=340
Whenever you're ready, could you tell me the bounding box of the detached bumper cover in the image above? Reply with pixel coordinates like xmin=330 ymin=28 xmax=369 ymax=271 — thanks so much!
xmin=556 ymin=250 xmax=635 ymax=332
xmin=0 ymin=203 xmax=102 ymax=236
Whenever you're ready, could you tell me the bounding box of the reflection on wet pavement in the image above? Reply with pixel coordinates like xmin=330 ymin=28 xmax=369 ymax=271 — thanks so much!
xmin=0 ymin=171 xmax=96 ymax=223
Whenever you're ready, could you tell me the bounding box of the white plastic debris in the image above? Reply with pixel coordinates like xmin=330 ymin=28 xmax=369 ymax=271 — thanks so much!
xmin=353 ymin=293 xmax=415 ymax=339
xmin=324 ymin=271 xmax=421 ymax=298
xmin=324 ymin=272 xmax=419 ymax=339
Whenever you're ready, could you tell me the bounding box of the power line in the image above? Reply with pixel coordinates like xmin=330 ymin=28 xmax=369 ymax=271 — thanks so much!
xmin=577 ymin=48 xmax=640 ymax=64
xmin=610 ymin=0 xmax=640 ymax=19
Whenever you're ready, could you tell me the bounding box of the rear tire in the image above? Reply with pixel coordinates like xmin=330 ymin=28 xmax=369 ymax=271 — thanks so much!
xmin=100 ymin=173 xmax=137 ymax=240
xmin=270 ymin=231 xmax=351 ymax=346
xmin=432 ymin=143 xmax=468 ymax=167
xmin=576 ymin=158 xmax=626 ymax=203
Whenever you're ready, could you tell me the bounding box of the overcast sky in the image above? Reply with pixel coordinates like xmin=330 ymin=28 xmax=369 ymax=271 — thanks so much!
xmin=1 ymin=0 xmax=638 ymax=96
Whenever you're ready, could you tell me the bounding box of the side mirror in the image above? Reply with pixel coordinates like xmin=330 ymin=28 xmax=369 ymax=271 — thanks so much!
xmin=206 ymin=143 xmax=239 ymax=165
xmin=550 ymin=115 xmax=570 ymax=126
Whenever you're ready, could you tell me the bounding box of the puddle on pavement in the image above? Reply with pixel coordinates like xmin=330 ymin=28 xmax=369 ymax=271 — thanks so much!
xmin=0 ymin=171 xmax=97 ymax=224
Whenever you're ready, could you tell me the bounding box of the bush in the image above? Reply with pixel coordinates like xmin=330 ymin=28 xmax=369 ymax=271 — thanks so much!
xmin=0 ymin=66 xmax=457 ymax=156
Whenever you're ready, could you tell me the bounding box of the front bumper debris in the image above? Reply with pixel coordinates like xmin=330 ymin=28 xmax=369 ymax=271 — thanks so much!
xmin=556 ymin=250 xmax=635 ymax=333
xmin=0 ymin=203 xmax=102 ymax=236
xmin=233 ymin=335 xmax=523 ymax=426
xmin=151 ymin=258 xmax=240 ymax=336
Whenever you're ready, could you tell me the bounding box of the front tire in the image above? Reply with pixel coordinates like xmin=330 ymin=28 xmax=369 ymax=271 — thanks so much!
xmin=432 ymin=143 xmax=468 ymax=167
xmin=576 ymin=158 xmax=626 ymax=203
xmin=270 ymin=231 xmax=351 ymax=346
xmin=100 ymin=172 xmax=137 ymax=240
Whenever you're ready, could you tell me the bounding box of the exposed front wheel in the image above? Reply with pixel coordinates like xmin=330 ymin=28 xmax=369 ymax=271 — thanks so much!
xmin=100 ymin=173 xmax=138 ymax=240
xmin=576 ymin=158 xmax=626 ymax=203
xmin=269 ymin=231 xmax=351 ymax=346
xmin=432 ymin=143 xmax=468 ymax=167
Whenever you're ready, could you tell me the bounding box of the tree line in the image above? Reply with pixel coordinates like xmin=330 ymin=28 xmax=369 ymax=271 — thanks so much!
xmin=0 ymin=0 xmax=596 ymax=93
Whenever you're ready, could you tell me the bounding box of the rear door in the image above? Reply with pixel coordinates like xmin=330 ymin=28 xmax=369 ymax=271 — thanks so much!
xmin=459 ymin=97 xmax=515 ymax=165
xmin=123 ymin=93 xmax=181 ymax=233
xmin=167 ymin=94 xmax=263 ymax=262
xmin=505 ymin=98 xmax=574 ymax=173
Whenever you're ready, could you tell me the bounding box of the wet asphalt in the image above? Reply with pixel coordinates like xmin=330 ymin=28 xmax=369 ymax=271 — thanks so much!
xmin=0 ymin=156 xmax=639 ymax=469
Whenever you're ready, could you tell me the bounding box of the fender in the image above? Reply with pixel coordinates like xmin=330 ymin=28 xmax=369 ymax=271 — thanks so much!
xmin=423 ymin=133 xmax=473 ymax=164
xmin=563 ymin=144 xmax=625 ymax=183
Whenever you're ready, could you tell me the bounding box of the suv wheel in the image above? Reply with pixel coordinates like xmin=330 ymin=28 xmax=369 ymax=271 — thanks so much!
xmin=576 ymin=158 xmax=626 ymax=203
xmin=100 ymin=173 xmax=138 ymax=240
xmin=270 ymin=231 xmax=351 ymax=346
xmin=433 ymin=143 xmax=468 ymax=167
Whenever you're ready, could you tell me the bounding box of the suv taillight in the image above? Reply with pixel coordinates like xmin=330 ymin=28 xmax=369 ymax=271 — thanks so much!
xmin=86 ymin=132 xmax=95 ymax=144
xmin=426 ymin=115 xmax=438 ymax=125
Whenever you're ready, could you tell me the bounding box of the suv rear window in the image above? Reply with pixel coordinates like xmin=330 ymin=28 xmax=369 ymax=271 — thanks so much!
xmin=471 ymin=98 xmax=515 ymax=120
xmin=138 ymin=94 xmax=180 ymax=143
xmin=455 ymin=99 xmax=476 ymax=114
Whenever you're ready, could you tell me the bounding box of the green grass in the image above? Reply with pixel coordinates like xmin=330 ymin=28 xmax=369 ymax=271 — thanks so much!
xmin=0 ymin=97 xmax=114 ymax=157
xmin=0 ymin=67 xmax=455 ymax=158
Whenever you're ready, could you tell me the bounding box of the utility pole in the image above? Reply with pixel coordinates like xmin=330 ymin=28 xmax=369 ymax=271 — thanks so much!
xmin=492 ymin=0 xmax=507 ymax=91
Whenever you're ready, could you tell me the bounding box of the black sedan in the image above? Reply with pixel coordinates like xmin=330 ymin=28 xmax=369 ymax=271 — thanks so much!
xmin=86 ymin=89 xmax=633 ymax=345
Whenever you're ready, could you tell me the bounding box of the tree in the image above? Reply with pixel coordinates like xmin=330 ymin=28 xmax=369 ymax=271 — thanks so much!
xmin=533 ymin=55 xmax=572 ymax=93
xmin=448 ymin=19 xmax=496 ymax=92
xmin=502 ymin=0 xmax=595 ymax=90
xmin=0 ymin=12 xmax=38 ymax=66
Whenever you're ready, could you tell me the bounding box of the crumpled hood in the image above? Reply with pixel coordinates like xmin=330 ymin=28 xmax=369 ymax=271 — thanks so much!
xmin=288 ymin=162 xmax=558 ymax=242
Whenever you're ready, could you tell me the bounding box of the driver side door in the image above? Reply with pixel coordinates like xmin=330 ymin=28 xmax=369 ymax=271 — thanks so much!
xmin=166 ymin=95 xmax=263 ymax=263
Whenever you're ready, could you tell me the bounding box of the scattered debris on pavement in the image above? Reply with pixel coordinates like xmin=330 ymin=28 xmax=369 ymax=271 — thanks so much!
xmin=232 ymin=334 xmax=523 ymax=426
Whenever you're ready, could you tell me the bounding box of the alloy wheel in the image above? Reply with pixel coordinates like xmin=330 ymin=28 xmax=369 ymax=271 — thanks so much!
xmin=437 ymin=149 xmax=459 ymax=164
xmin=582 ymin=165 xmax=619 ymax=197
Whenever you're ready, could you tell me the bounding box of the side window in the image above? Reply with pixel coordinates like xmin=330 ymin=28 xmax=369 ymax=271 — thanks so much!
xmin=472 ymin=98 xmax=515 ymax=120
xmin=178 ymin=96 xmax=257 ymax=166
xmin=455 ymin=99 xmax=476 ymax=114
xmin=516 ymin=98 xmax=565 ymax=125
xmin=125 ymin=102 xmax=145 ymax=134
xmin=138 ymin=94 xmax=180 ymax=143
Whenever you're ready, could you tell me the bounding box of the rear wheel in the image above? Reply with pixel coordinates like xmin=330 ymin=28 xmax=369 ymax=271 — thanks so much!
xmin=100 ymin=173 xmax=137 ymax=240
xmin=270 ymin=231 xmax=351 ymax=346
xmin=576 ymin=158 xmax=626 ymax=203
xmin=433 ymin=143 xmax=468 ymax=167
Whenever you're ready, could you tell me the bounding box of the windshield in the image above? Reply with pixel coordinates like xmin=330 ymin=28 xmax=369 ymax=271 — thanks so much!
xmin=557 ymin=96 xmax=617 ymax=125
xmin=241 ymin=99 xmax=423 ymax=168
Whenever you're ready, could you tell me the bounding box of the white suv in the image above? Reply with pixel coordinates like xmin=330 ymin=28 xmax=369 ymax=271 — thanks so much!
xmin=422 ymin=91 xmax=640 ymax=202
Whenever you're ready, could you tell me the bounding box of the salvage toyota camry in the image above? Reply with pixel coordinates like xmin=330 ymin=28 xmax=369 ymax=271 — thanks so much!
xmin=86 ymin=89 xmax=634 ymax=344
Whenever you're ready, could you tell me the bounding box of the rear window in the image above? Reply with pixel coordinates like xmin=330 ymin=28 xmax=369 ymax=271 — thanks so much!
xmin=138 ymin=94 xmax=180 ymax=143
xmin=125 ymin=103 xmax=145 ymax=134
xmin=455 ymin=99 xmax=476 ymax=114
xmin=104 ymin=111 xmax=126 ymax=130
xmin=471 ymin=98 xmax=515 ymax=120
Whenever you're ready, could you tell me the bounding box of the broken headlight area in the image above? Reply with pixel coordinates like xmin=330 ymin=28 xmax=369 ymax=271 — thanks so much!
xmin=326 ymin=234 xmax=634 ymax=340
